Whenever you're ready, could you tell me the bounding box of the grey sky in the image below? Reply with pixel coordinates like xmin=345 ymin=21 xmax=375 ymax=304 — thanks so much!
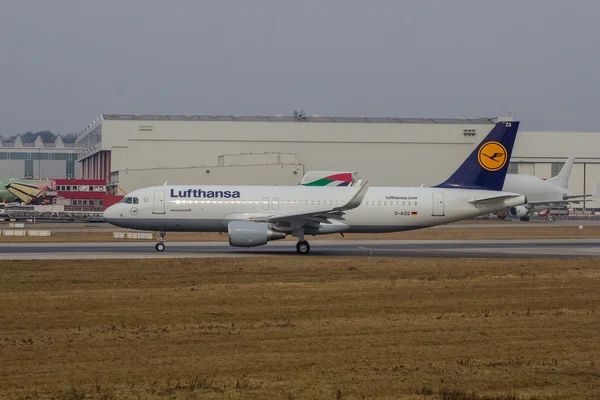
xmin=1 ymin=0 xmax=599 ymax=135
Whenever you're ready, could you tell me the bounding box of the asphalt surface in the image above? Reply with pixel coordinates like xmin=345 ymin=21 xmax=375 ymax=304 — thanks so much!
xmin=2 ymin=239 xmax=599 ymax=260
xmin=7 ymin=219 xmax=600 ymax=233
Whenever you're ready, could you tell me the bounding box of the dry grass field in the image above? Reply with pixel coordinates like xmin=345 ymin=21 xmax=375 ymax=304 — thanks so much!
xmin=1 ymin=257 xmax=600 ymax=399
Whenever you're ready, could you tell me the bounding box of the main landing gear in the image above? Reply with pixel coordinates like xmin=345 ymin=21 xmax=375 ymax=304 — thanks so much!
xmin=155 ymin=230 xmax=166 ymax=252
xmin=296 ymin=240 xmax=311 ymax=255
xmin=291 ymin=227 xmax=311 ymax=255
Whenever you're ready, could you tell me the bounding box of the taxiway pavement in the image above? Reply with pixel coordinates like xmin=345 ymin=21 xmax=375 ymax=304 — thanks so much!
xmin=10 ymin=219 xmax=600 ymax=233
xmin=1 ymin=238 xmax=599 ymax=260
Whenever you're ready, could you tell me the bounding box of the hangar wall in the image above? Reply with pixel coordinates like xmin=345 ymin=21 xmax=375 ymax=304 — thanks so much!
xmin=78 ymin=116 xmax=499 ymax=189
xmin=118 ymin=164 xmax=304 ymax=190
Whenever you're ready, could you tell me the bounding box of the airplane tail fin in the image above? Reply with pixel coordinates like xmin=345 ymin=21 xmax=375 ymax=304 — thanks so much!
xmin=547 ymin=157 xmax=574 ymax=189
xmin=434 ymin=121 xmax=520 ymax=191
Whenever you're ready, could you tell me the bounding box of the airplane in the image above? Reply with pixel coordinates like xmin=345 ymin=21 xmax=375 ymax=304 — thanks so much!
xmin=103 ymin=121 xmax=526 ymax=254
xmin=501 ymin=157 xmax=594 ymax=221
xmin=302 ymin=160 xmax=597 ymax=223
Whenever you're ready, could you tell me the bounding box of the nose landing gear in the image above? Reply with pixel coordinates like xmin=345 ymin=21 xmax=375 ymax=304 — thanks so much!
xmin=155 ymin=231 xmax=166 ymax=251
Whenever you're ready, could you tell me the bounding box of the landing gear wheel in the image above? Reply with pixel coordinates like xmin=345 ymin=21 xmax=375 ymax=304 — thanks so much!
xmin=155 ymin=231 xmax=167 ymax=252
xmin=520 ymin=216 xmax=530 ymax=222
xmin=296 ymin=241 xmax=310 ymax=255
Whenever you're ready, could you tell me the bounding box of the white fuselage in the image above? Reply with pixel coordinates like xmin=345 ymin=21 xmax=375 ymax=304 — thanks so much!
xmin=503 ymin=174 xmax=569 ymax=212
xmin=104 ymin=185 xmax=525 ymax=234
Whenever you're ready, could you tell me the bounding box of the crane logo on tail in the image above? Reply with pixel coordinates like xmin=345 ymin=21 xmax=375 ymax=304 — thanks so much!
xmin=478 ymin=141 xmax=508 ymax=171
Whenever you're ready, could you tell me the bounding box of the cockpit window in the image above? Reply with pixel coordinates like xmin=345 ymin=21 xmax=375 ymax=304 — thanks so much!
xmin=120 ymin=197 xmax=139 ymax=204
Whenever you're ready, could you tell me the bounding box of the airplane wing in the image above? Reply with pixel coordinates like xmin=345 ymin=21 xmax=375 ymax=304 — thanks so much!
xmin=249 ymin=181 xmax=370 ymax=224
xmin=562 ymin=194 xmax=593 ymax=200
xmin=5 ymin=182 xmax=46 ymax=204
xmin=526 ymin=200 xmax=570 ymax=206
xmin=525 ymin=192 xmax=595 ymax=206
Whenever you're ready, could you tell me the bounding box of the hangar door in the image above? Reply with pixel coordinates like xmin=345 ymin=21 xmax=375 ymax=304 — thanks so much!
xmin=153 ymin=190 xmax=165 ymax=214
xmin=432 ymin=192 xmax=444 ymax=216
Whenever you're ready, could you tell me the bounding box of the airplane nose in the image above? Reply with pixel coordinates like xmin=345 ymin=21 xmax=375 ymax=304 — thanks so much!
xmin=103 ymin=204 xmax=121 ymax=225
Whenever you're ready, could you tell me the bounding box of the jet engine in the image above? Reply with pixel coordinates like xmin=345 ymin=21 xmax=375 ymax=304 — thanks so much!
xmin=228 ymin=221 xmax=286 ymax=247
xmin=509 ymin=205 xmax=528 ymax=218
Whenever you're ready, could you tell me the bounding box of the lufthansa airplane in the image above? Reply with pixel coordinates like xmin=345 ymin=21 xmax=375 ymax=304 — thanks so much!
xmin=104 ymin=121 xmax=526 ymax=254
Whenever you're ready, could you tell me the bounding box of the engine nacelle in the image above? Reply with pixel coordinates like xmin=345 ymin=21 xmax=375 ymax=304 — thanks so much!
xmin=509 ymin=205 xmax=528 ymax=218
xmin=228 ymin=221 xmax=286 ymax=247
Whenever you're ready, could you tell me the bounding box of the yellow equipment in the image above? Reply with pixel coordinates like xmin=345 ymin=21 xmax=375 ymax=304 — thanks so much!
xmin=6 ymin=182 xmax=46 ymax=204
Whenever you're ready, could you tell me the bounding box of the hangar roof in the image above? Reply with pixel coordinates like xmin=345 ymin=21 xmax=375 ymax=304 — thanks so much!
xmin=100 ymin=114 xmax=495 ymax=124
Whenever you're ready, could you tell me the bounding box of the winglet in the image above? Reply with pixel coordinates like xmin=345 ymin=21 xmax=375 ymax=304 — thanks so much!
xmin=163 ymin=181 xmax=168 ymax=186
xmin=335 ymin=180 xmax=370 ymax=211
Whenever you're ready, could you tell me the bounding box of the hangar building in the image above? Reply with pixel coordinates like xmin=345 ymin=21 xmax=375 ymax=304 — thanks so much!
xmin=75 ymin=114 xmax=600 ymax=211
xmin=0 ymin=134 xmax=80 ymax=179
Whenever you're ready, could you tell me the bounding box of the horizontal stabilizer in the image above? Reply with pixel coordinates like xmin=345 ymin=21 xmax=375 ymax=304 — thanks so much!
xmin=468 ymin=193 xmax=526 ymax=205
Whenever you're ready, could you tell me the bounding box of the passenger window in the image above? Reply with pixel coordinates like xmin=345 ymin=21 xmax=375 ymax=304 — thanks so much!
xmin=378 ymin=201 xmax=381 ymax=206
xmin=402 ymin=201 xmax=405 ymax=206
xmin=408 ymin=201 xmax=411 ymax=206
xmin=415 ymin=201 xmax=418 ymax=206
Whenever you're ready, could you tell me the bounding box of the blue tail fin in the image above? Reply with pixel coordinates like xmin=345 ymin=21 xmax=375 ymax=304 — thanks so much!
xmin=435 ymin=121 xmax=520 ymax=191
